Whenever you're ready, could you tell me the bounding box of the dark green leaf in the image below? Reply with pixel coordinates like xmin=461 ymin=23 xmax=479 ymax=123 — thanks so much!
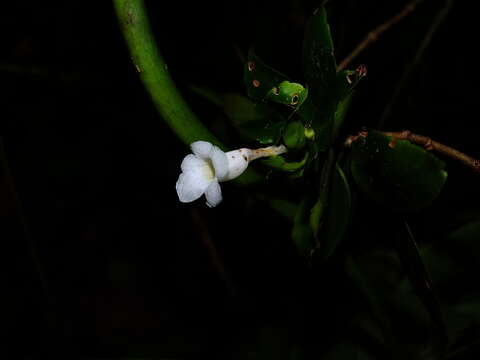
xmin=335 ymin=65 xmax=367 ymax=101
xmin=190 ymin=86 xmax=264 ymax=125
xmin=297 ymin=97 xmax=334 ymax=152
xmin=421 ymin=220 xmax=480 ymax=296
xmin=309 ymin=198 xmax=324 ymax=238
xmin=292 ymin=196 xmax=314 ymax=257
xmin=332 ymin=94 xmax=352 ymax=141
xmin=302 ymin=8 xmax=368 ymax=151
xmin=420 ymin=220 xmax=480 ymax=345
xmin=449 ymin=220 xmax=480 ymax=252
xmin=222 ymin=93 xmax=262 ymax=124
xmin=317 ymin=163 xmax=352 ymax=260
xmin=310 ymin=150 xmax=335 ymax=236
xmin=283 ymin=121 xmax=306 ymax=149
xmin=453 ymin=300 xmax=480 ymax=324
xmin=259 ymin=196 xmax=297 ymax=222
xmin=237 ymin=119 xmax=286 ymax=144
xmin=244 ymin=49 xmax=309 ymax=110
xmin=323 ymin=340 xmax=376 ymax=360
xmin=345 ymin=254 xmax=396 ymax=341
xmin=261 ymin=152 xmax=308 ymax=172
xmin=189 ymin=84 xmax=224 ymax=107
xmin=244 ymin=48 xmax=290 ymax=103
xmin=330 ymin=65 xmax=366 ymax=139
xmin=350 ymin=131 xmax=448 ymax=211
xmin=394 ymin=221 xmax=447 ymax=348
xmin=302 ymin=5 xmax=337 ymax=114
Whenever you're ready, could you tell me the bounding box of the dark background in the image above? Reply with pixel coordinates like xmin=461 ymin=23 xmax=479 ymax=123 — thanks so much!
xmin=2 ymin=0 xmax=479 ymax=358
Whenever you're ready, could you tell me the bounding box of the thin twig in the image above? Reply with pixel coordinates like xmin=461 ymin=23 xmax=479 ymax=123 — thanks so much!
xmin=0 ymin=137 xmax=48 ymax=291
xmin=0 ymin=136 xmax=54 ymax=323
xmin=379 ymin=0 xmax=454 ymax=128
xmin=337 ymin=0 xmax=423 ymax=71
xmin=345 ymin=130 xmax=480 ymax=174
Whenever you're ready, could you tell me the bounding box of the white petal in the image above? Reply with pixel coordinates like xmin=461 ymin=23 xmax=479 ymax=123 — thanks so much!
xmin=181 ymin=154 xmax=206 ymax=173
xmin=205 ymin=180 xmax=222 ymax=208
xmin=211 ymin=146 xmax=229 ymax=181
xmin=176 ymin=172 xmax=211 ymax=203
xmin=191 ymin=141 xmax=214 ymax=160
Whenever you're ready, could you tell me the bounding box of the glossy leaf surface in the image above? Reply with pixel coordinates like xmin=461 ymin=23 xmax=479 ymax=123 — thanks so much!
xmin=262 ymin=152 xmax=308 ymax=172
xmin=350 ymin=131 xmax=447 ymax=211
xmin=317 ymin=163 xmax=352 ymax=260
xmin=283 ymin=121 xmax=306 ymax=149
xmin=302 ymin=5 xmax=337 ymax=114
xmin=292 ymin=196 xmax=314 ymax=257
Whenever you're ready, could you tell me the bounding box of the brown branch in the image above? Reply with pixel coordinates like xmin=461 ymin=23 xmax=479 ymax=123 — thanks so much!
xmin=345 ymin=130 xmax=480 ymax=174
xmin=337 ymin=0 xmax=423 ymax=71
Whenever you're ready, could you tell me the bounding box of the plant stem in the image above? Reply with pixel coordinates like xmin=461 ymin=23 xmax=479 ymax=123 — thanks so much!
xmin=112 ymin=0 xmax=217 ymax=145
xmin=345 ymin=130 xmax=480 ymax=174
xmin=112 ymin=0 xmax=261 ymax=184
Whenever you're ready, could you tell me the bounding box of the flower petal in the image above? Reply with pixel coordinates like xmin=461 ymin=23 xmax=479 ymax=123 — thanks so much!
xmin=211 ymin=146 xmax=228 ymax=181
xmin=176 ymin=172 xmax=211 ymax=203
xmin=191 ymin=141 xmax=214 ymax=160
xmin=181 ymin=154 xmax=205 ymax=173
xmin=205 ymin=180 xmax=222 ymax=208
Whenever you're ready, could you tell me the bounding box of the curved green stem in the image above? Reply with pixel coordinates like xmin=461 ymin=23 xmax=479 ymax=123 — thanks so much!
xmin=113 ymin=0 xmax=260 ymax=184
xmin=113 ymin=0 xmax=215 ymax=144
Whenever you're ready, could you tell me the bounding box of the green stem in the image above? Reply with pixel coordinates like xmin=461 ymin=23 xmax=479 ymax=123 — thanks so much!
xmin=112 ymin=0 xmax=215 ymax=144
xmin=113 ymin=0 xmax=260 ymax=184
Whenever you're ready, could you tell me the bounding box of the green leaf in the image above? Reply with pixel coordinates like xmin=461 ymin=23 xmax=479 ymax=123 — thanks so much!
xmin=292 ymin=196 xmax=314 ymax=257
xmin=332 ymin=94 xmax=352 ymax=141
xmin=310 ymin=150 xmax=335 ymax=237
xmin=350 ymin=131 xmax=448 ymax=211
xmin=190 ymin=86 xmax=263 ymax=125
xmin=345 ymin=254 xmax=396 ymax=346
xmin=222 ymin=93 xmax=261 ymax=125
xmin=335 ymin=65 xmax=367 ymax=101
xmin=283 ymin=121 xmax=306 ymax=149
xmin=244 ymin=48 xmax=289 ymax=102
xmin=302 ymin=5 xmax=337 ymax=114
xmin=237 ymin=119 xmax=286 ymax=144
xmin=309 ymin=198 xmax=325 ymax=238
xmin=449 ymin=220 xmax=480 ymax=253
xmin=259 ymin=196 xmax=297 ymax=222
xmin=394 ymin=221 xmax=447 ymax=348
xmin=297 ymin=97 xmax=334 ymax=152
xmin=302 ymin=8 xmax=368 ymax=151
xmin=421 ymin=220 xmax=480 ymax=345
xmin=261 ymin=152 xmax=308 ymax=172
xmin=323 ymin=341 xmax=376 ymax=360
xmin=301 ymin=5 xmax=339 ymax=152
xmin=189 ymin=84 xmax=224 ymax=107
xmin=317 ymin=163 xmax=352 ymax=260
xmin=244 ymin=48 xmax=308 ymax=109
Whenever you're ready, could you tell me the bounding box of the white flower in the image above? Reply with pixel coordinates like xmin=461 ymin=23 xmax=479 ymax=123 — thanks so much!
xmin=176 ymin=141 xmax=286 ymax=207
